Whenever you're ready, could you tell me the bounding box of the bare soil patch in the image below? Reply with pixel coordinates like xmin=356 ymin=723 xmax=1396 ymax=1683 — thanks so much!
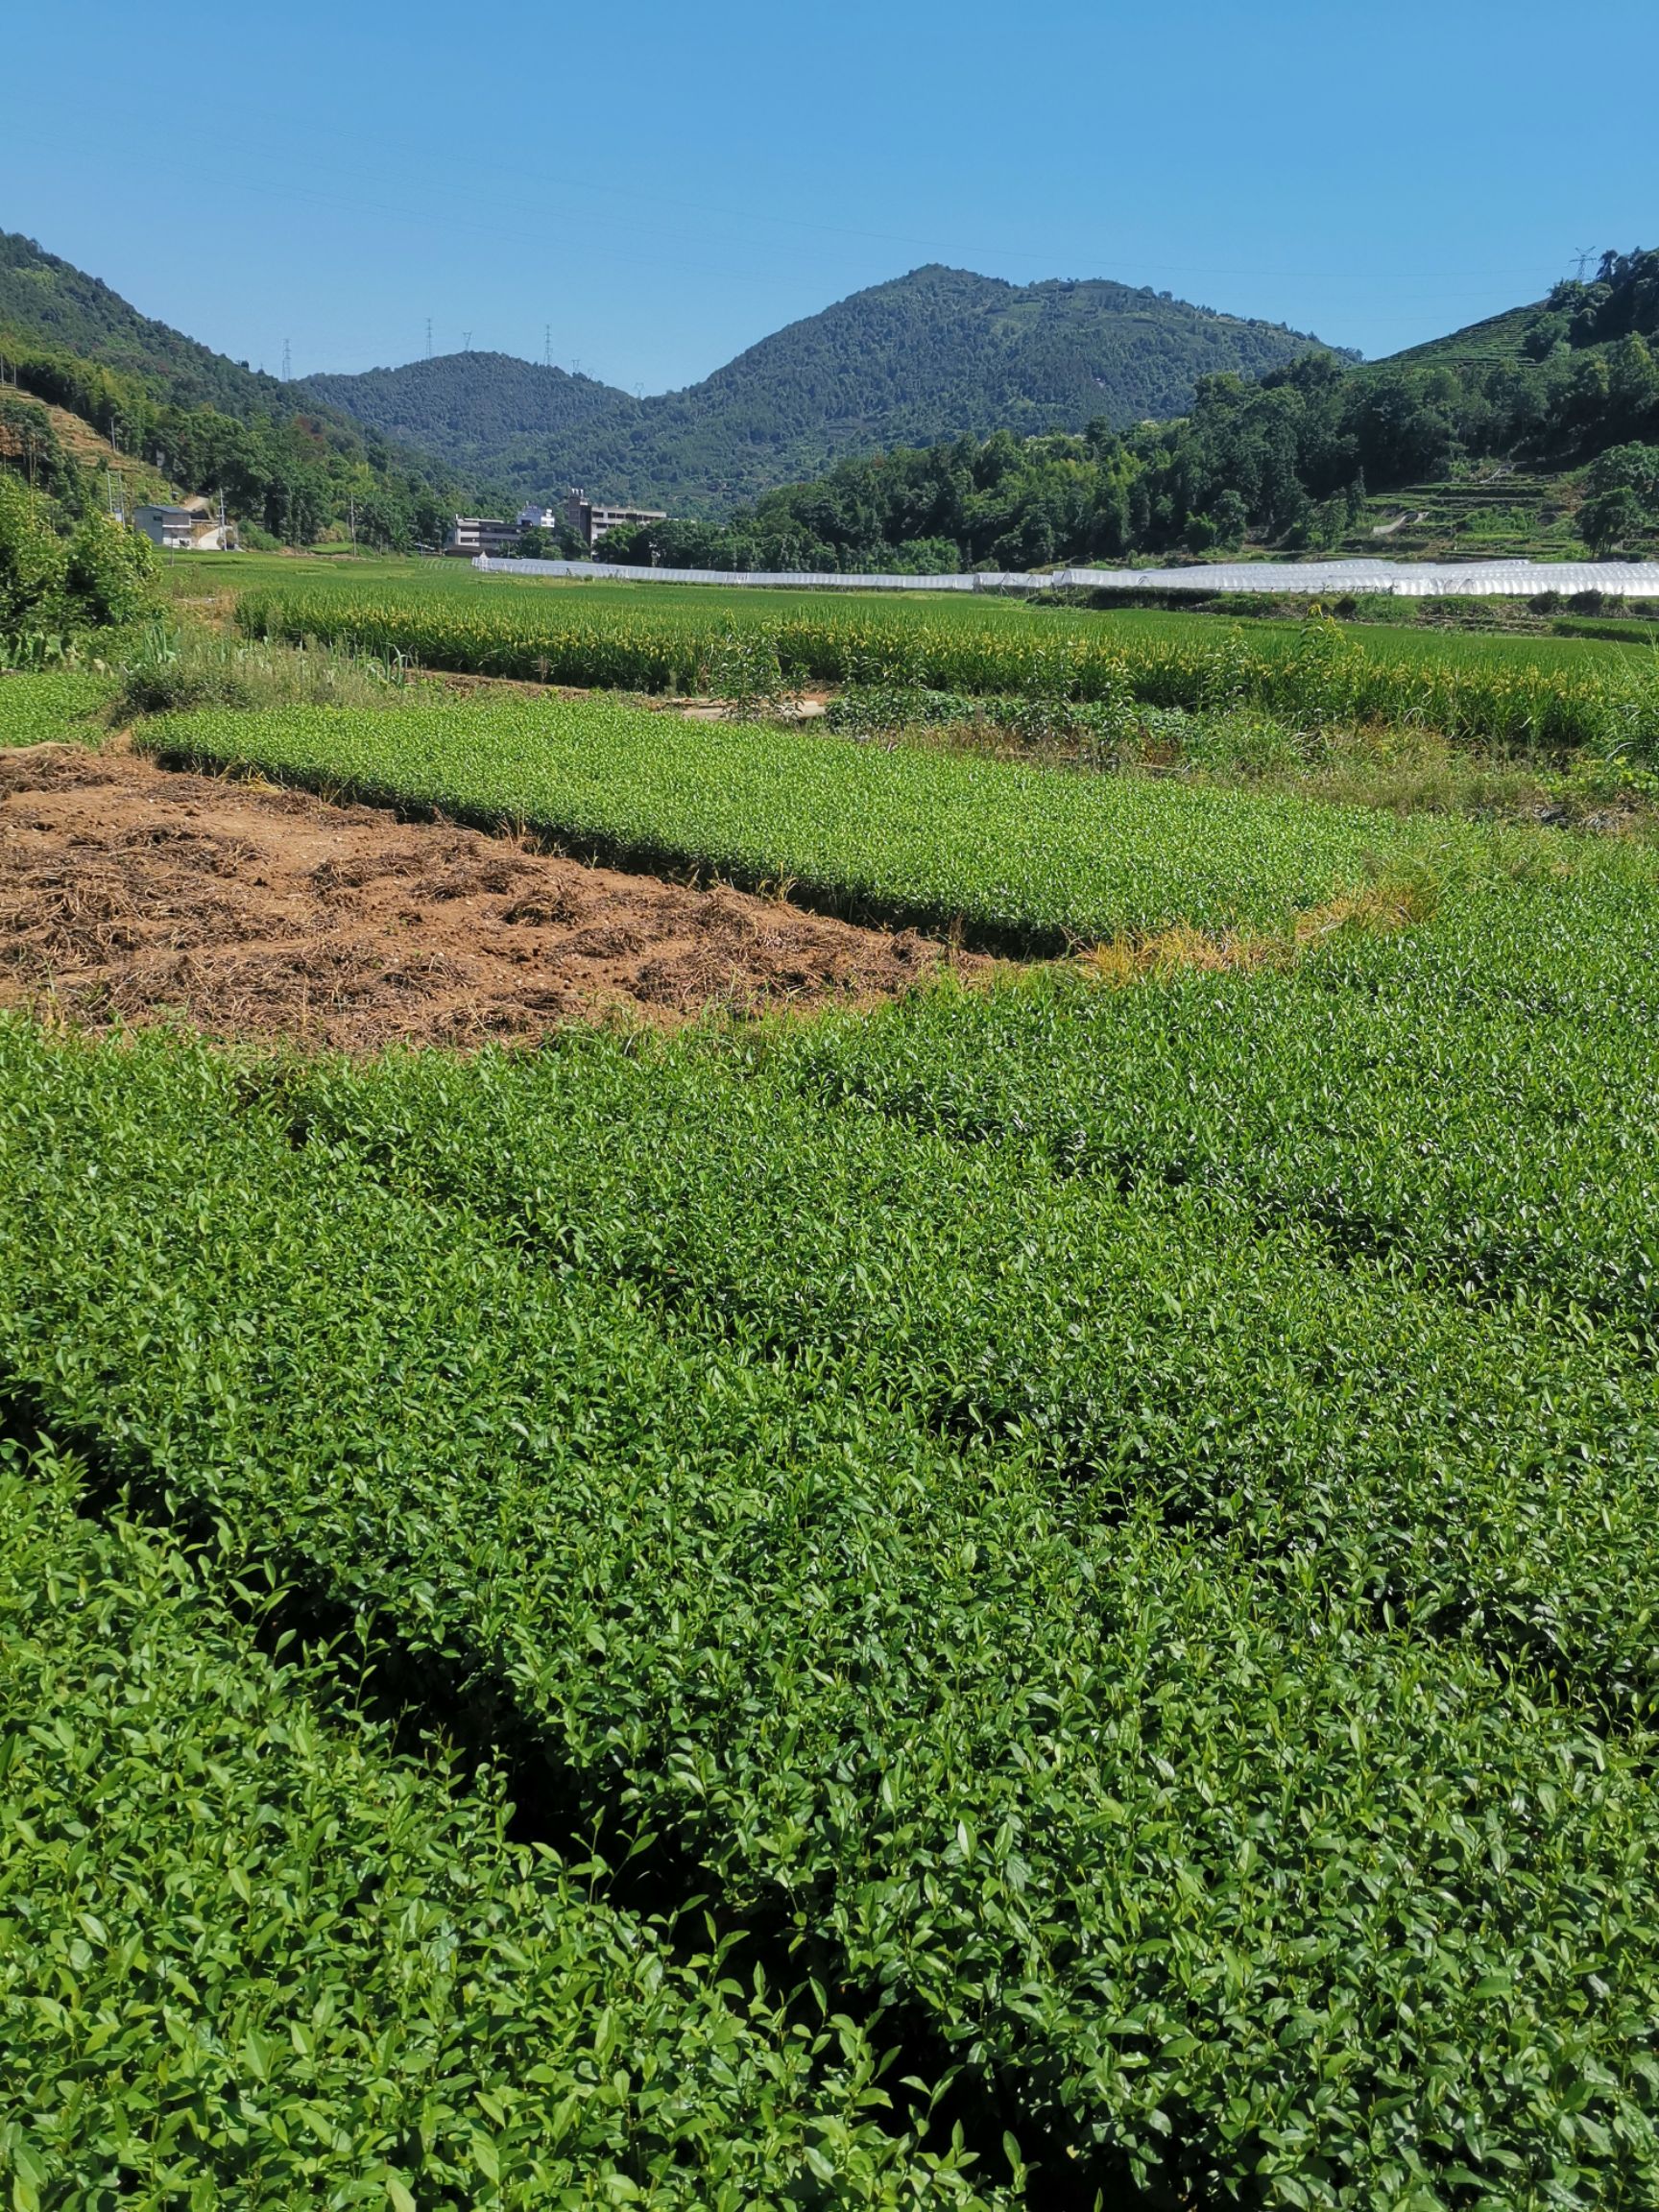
xmin=0 ymin=746 xmax=980 ymax=1050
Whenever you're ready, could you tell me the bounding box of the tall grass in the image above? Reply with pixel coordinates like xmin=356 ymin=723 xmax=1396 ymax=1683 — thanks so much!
xmin=114 ymin=622 xmax=423 ymax=717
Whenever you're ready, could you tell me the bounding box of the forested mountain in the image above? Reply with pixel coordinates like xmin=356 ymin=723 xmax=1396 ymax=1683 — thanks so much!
xmin=303 ymin=352 xmax=629 ymax=479
xmin=0 ymin=229 xmax=477 ymax=545
xmin=303 ymin=265 xmax=1345 ymax=515
xmin=592 ymin=252 xmax=1659 ymax=573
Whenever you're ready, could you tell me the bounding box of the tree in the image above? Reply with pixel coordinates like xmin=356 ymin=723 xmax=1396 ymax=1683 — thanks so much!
xmin=1210 ymin=488 xmax=1249 ymax=550
xmin=63 ymin=510 xmax=158 ymax=626
xmin=0 ymin=472 xmax=157 ymax=640
xmin=1578 ymin=441 xmax=1659 ymax=551
xmin=1580 ymin=484 xmax=1646 ymax=553
xmin=0 ymin=470 xmax=67 ymax=635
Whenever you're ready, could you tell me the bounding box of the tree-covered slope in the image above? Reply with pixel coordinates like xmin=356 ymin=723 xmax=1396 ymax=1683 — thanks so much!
xmin=0 ymin=228 xmax=480 ymax=545
xmin=589 ymin=252 xmax=1659 ymax=570
xmin=1 ymin=229 xmax=303 ymax=419
xmin=302 ymin=351 xmax=636 ymax=478
xmin=304 ymin=264 xmax=1347 ymax=515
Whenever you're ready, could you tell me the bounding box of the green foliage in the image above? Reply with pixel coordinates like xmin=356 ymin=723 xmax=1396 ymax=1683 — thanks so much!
xmin=0 ymin=392 xmax=86 ymax=509
xmin=303 ymin=265 xmax=1342 ymax=515
xmin=63 ymin=507 xmax=159 ymax=626
xmin=147 ymin=689 xmax=1468 ymax=951
xmin=237 ymin=575 xmax=1649 ymax=755
xmin=0 ymin=667 xmax=116 ymax=744
xmin=6 ymin=841 xmax=1659 ymax=2201
xmin=0 ymin=470 xmax=67 ymax=636
xmin=700 ymin=625 xmax=793 ymax=717
xmin=0 ymin=228 xmax=478 ymax=546
xmin=1578 ymin=442 xmax=1659 ymax=552
xmin=0 ymin=1435 xmax=991 ymax=2207
xmin=114 ymin=622 xmax=421 ymax=717
xmin=0 ymin=472 xmax=159 ymax=648
xmin=511 ymin=255 xmax=1659 ymax=566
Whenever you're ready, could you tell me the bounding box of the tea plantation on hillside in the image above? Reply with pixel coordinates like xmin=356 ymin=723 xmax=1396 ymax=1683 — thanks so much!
xmin=6 ymin=631 xmax=1659 ymax=2205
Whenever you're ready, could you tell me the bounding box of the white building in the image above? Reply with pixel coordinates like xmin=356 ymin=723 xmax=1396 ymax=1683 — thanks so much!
xmin=134 ymin=498 xmax=231 ymax=551
xmin=445 ymin=515 xmax=520 ymax=557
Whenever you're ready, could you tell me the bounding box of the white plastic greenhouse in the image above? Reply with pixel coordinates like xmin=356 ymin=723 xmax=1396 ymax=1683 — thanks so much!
xmin=476 ymin=554 xmax=1659 ymax=598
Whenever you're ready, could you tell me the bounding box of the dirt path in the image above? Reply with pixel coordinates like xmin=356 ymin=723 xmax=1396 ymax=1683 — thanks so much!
xmin=0 ymin=746 xmax=980 ymax=1050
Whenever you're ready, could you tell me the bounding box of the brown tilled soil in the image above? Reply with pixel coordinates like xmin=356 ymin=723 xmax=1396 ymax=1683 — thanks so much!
xmin=0 ymin=745 xmax=980 ymax=1049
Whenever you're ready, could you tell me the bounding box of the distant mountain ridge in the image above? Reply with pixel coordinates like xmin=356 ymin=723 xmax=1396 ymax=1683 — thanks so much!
xmin=303 ymin=265 xmax=1352 ymax=516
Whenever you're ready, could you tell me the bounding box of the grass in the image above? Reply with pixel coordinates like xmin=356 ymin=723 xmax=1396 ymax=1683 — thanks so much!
xmin=112 ymin=622 xmax=429 ymax=717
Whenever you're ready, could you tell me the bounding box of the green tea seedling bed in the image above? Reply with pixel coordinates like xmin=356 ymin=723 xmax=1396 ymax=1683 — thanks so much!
xmin=150 ymin=692 xmax=1474 ymax=952
xmin=5 ymin=971 xmax=1659 ymax=2205
xmin=0 ymin=668 xmax=116 ymax=748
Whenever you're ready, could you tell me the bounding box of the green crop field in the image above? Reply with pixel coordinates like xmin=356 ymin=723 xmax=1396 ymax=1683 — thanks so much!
xmin=0 ymin=1433 xmax=991 ymax=2209
xmin=7 ymin=630 xmax=1659 ymax=2205
xmin=0 ymin=668 xmax=117 ymax=746
xmin=5 ymin=826 xmax=1659 ymax=2205
xmin=228 ymin=569 xmax=1655 ymax=756
xmin=148 ymin=691 xmax=1497 ymax=951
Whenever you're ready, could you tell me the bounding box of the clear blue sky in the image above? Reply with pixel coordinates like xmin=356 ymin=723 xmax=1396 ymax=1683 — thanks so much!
xmin=4 ymin=0 xmax=1654 ymax=394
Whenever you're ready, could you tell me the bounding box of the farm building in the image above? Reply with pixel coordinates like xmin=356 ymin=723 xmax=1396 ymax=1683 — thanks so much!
xmin=134 ymin=498 xmax=232 ymax=551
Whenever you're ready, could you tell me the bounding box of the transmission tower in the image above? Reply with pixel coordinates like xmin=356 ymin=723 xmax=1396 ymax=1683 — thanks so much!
xmin=426 ymin=317 xmax=434 ymax=358
xmin=543 ymin=324 xmax=552 ymax=367
xmin=1573 ymin=246 xmax=1595 ymax=282
xmin=281 ymin=336 xmax=292 ymax=379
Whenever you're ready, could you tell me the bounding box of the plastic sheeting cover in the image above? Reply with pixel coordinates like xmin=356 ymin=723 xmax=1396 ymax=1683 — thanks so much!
xmin=476 ymin=556 xmax=1659 ymax=599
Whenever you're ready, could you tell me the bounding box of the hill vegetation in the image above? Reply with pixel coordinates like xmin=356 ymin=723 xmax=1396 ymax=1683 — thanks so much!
xmin=304 ymin=264 xmax=1345 ymax=514
xmin=0 ymin=229 xmax=480 ymax=547
xmin=589 ymin=251 xmax=1659 ymax=573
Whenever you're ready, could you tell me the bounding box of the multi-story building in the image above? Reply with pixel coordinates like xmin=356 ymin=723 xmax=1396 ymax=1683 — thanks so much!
xmin=563 ymin=488 xmax=666 ymax=551
xmin=444 ymin=515 xmax=520 ymax=557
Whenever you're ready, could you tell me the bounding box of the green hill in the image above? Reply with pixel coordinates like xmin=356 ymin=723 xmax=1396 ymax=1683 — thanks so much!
xmin=302 ymin=351 xmax=629 ymax=480
xmin=1 ymin=229 xmax=303 ymax=420
xmin=583 ymin=252 xmax=1659 ymax=574
xmin=303 ymin=264 xmax=1350 ymax=516
xmin=1373 ymin=300 xmax=1547 ymax=375
xmin=0 ymin=228 xmax=478 ymax=545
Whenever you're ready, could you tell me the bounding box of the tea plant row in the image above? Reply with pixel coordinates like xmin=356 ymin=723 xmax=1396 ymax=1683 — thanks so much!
xmin=280 ymin=853 xmax=1659 ymax=1729
xmin=0 ymin=1435 xmax=989 ymax=2209
xmin=5 ymin=993 xmax=1658 ymax=2206
xmin=151 ymin=693 xmax=1475 ymax=952
xmin=0 ymin=668 xmax=115 ymax=748
xmin=235 ymin=582 xmax=1658 ymax=756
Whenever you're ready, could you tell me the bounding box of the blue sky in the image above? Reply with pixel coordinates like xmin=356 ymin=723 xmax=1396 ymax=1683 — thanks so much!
xmin=4 ymin=0 xmax=1654 ymax=393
